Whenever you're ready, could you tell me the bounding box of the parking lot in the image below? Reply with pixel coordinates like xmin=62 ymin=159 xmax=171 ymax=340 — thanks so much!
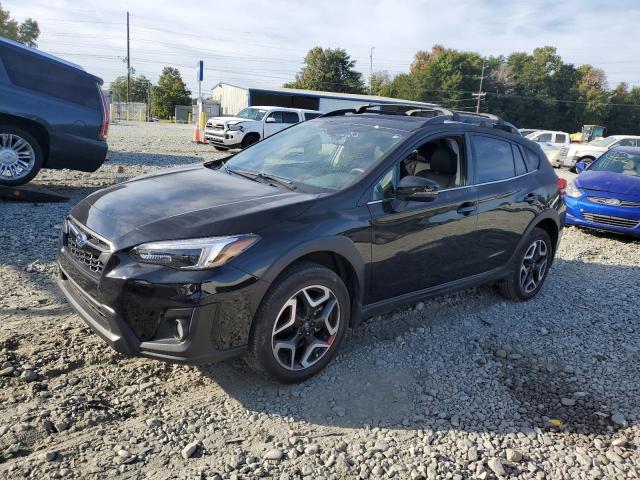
xmin=0 ymin=122 xmax=639 ymax=479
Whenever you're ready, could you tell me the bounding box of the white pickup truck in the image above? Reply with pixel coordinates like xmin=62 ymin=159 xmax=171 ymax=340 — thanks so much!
xmin=204 ymin=106 xmax=322 ymax=150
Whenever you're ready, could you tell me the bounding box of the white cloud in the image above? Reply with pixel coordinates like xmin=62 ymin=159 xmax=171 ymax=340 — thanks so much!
xmin=5 ymin=0 xmax=640 ymax=93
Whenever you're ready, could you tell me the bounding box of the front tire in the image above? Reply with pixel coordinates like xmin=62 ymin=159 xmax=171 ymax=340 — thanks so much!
xmin=0 ymin=126 xmax=43 ymax=186
xmin=497 ymin=228 xmax=553 ymax=301
xmin=247 ymin=262 xmax=350 ymax=383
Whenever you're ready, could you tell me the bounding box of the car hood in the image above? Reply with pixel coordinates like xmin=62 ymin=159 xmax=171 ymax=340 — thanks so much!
xmin=577 ymin=170 xmax=640 ymax=196
xmin=69 ymin=165 xmax=317 ymax=250
xmin=207 ymin=116 xmax=255 ymax=127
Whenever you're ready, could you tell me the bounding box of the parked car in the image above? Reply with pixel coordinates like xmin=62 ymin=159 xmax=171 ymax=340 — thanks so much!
xmin=565 ymin=147 xmax=640 ymax=236
xmin=556 ymin=135 xmax=640 ymax=170
xmin=0 ymin=38 xmax=109 ymax=186
xmin=525 ymin=130 xmax=571 ymax=167
xmin=57 ymin=106 xmax=565 ymax=383
xmin=204 ymin=106 xmax=322 ymax=151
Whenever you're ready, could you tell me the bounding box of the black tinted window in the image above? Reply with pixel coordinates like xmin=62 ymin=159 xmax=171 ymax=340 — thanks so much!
xmin=1 ymin=45 xmax=101 ymax=110
xmin=473 ymin=136 xmax=515 ymax=183
xmin=282 ymin=112 xmax=300 ymax=124
xmin=523 ymin=147 xmax=541 ymax=171
xmin=512 ymin=145 xmax=527 ymax=175
xmin=304 ymin=112 xmax=322 ymax=120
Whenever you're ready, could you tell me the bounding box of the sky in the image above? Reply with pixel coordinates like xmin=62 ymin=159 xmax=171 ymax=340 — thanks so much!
xmin=6 ymin=0 xmax=640 ymax=97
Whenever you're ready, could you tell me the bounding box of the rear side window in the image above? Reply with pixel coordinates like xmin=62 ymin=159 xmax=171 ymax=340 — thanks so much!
xmin=1 ymin=46 xmax=101 ymax=110
xmin=304 ymin=112 xmax=322 ymax=121
xmin=472 ymin=135 xmax=515 ymax=183
xmin=523 ymin=147 xmax=541 ymax=171
xmin=512 ymin=145 xmax=527 ymax=175
xmin=282 ymin=112 xmax=300 ymax=124
xmin=556 ymin=133 xmax=568 ymax=143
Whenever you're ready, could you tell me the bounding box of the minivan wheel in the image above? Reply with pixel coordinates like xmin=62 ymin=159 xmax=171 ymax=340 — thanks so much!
xmin=0 ymin=126 xmax=43 ymax=186
xmin=247 ymin=261 xmax=350 ymax=383
xmin=497 ymin=227 xmax=553 ymax=301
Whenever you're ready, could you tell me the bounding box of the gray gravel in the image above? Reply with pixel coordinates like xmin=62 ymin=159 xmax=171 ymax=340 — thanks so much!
xmin=1 ymin=122 xmax=639 ymax=479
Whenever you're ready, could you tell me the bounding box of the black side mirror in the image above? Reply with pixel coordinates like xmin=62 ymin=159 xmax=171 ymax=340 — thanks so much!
xmin=396 ymin=175 xmax=439 ymax=202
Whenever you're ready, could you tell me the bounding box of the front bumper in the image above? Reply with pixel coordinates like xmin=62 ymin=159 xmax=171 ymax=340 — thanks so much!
xmin=56 ymin=243 xmax=263 ymax=364
xmin=565 ymin=196 xmax=640 ymax=236
xmin=204 ymin=129 xmax=242 ymax=148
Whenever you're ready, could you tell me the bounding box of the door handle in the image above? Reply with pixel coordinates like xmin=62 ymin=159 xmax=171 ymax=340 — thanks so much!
xmin=523 ymin=193 xmax=537 ymax=203
xmin=456 ymin=202 xmax=477 ymax=215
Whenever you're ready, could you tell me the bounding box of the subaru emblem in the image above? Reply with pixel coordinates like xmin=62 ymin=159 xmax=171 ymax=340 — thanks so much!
xmin=75 ymin=231 xmax=88 ymax=247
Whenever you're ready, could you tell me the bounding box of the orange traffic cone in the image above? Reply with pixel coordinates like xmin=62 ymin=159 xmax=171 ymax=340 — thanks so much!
xmin=200 ymin=132 xmax=207 ymax=144
xmin=193 ymin=125 xmax=201 ymax=143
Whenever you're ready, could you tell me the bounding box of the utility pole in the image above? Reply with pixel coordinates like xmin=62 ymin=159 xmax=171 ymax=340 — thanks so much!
xmin=473 ymin=59 xmax=486 ymax=113
xmin=369 ymin=47 xmax=375 ymax=95
xmin=126 ymin=11 xmax=131 ymax=105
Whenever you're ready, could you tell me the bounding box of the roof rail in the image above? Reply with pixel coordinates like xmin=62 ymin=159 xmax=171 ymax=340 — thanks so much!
xmin=319 ymin=104 xmax=520 ymax=135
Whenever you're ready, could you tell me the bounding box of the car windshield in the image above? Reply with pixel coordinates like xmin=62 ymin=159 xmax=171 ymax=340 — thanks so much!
xmin=224 ymin=119 xmax=407 ymax=191
xmin=590 ymin=150 xmax=640 ymax=177
xmin=236 ymin=107 xmax=268 ymax=120
xmin=589 ymin=137 xmax=618 ymax=147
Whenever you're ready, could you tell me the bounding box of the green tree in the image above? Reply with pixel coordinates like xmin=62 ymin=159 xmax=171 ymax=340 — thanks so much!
xmin=0 ymin=3 xmax=40 ymax=47
xmin=109 ymin=75 xmax=152 ymax=103
xmin=369 ymin=71 xmax=391 ymax=96
xmin=284 ymin=47 xmax=365 ymax=94
xmin=151 ymin=67 xmax=191 ymax=119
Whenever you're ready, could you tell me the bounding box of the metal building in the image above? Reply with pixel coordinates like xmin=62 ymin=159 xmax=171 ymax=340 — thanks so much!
xmin=210 ymin=82 xmax=437 ymax=116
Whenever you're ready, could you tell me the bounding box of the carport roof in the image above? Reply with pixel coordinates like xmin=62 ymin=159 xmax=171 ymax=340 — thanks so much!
xmin=211 ymin=82 xmax=438 ymax=108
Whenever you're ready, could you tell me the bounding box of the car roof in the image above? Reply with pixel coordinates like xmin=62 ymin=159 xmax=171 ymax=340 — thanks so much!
xmin=318 ymin=112 xmax=432 ymax=132
xmin=609 ymin=135 xmax=640 ymax=139
xmin=610 ymin=146 xmax=640 ymax=154
xmin=528 ymin=130 xmax=569 ymax=135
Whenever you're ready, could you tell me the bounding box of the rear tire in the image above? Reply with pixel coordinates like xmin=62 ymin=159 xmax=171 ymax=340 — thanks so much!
xmin=247 ymin=261 xmax=350 ymax=383
xmin=240 ymin=133 xmax=260 ymax=149
xmin=497 ymin=227 xmax=553 ymax=301
xmin=0 ymin=125 xmax=43 ymax=186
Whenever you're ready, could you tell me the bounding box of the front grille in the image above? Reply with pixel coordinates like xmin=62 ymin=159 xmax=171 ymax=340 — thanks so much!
xmin=588 ymin=197 xmax=640 ymax=207
xmin=582 ymin=213 xmax=640 ymax=228
xmin=558 ymin=146 xmax=569 ymax=160
xmin=64 ymin=219 xmax=111 ymax=276
xmin=68 ymin=238 xmax=104 ymax=273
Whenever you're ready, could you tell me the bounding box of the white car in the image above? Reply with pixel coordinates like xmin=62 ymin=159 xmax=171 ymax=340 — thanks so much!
xmin=204 ymin=106 xmax=322 ymax=150
xmin=525 ymin=130 xmax=570 ymax=167
xmin=556 ymin=135 xmax=640 ymax=169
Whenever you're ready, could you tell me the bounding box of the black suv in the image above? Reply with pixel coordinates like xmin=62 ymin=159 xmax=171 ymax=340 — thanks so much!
xmin=0 ymin=38 xmax=108 ymax=186
xmin=57 ymin=106 xmax=565 ymax=383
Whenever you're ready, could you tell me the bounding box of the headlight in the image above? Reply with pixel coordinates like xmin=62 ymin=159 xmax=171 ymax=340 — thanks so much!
xmin=131 ymin=235 xmax=259 ymax=270
xmin=565 ymin=180 xmax=582 ymax=198
xmin=226 ymin=123 xmax=244 ymax=131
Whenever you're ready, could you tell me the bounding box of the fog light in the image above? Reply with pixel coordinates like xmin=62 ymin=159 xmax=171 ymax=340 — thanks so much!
xmin=175 ymin=318 xmax=190 ymax=342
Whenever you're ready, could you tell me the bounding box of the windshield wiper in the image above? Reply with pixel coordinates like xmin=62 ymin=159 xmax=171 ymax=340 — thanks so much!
xmin=256 ymin=172 xmax=297 ymax=191
xmin=228 ymin=169 xmax=297 ymax=191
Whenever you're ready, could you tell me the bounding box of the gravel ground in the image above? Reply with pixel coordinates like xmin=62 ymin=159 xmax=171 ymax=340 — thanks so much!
xmin=0 ymin=122 xmax=639 ymax=479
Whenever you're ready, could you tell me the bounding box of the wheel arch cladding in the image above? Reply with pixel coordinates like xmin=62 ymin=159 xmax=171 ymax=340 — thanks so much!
xmin=251 ymin=237 xmax=365 ymax=328
xmin=0 ymin=114 xmax=50 ymax=164
xmin=534 ymin=217 xmax=559 ymax=253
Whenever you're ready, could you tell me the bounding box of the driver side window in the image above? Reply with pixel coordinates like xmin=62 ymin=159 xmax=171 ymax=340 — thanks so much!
xmin=371 ymin=135 xmax=466 ymax=200
xmin=266 ymin=111 xmax=283 ymax=123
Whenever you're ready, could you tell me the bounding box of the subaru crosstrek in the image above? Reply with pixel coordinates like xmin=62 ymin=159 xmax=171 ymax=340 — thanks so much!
xmin=57 ymin=106 xmax=565 ymax=383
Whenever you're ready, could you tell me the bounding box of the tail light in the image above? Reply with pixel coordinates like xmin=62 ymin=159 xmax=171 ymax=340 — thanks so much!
xmin=98 ymin=86 xmax=110 ymax=140
xmin=555 ymin=178 xmax=567 ymax=196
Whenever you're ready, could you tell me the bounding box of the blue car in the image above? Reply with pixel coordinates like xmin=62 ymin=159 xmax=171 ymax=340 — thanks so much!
xmin=565 ymin=146 xmax=640 ymax=236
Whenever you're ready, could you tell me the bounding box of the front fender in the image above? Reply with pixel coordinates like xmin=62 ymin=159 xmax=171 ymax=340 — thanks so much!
xmin=247 ymin=235 xmax=366 ymax=320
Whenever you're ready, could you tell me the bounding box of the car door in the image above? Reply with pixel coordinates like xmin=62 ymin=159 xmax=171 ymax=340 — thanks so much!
xmin=367 ymin=132 xmax=480 ymax=303
xmin=263 ymin=110 xmax=284 ymax=138
xmin=471 ymin=134 xmax=543 ymax=272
